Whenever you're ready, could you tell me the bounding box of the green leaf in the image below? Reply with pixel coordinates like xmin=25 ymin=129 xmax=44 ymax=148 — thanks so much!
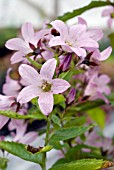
xmin=59 ymin=70 xmax=73 ymax=81
xmin=54 ymin=94 xmax=66 ymax=105
xmin=49 ymin=159 xmax=104 ymax=170
xmin=0 ymin=157 xmax=8 ymax=170
xmin=87 ymin=108 xmax=106 ymax=129
xmin=66 ymin=144 xmax=102 ymax=161
xmin=50 ymin=125 xmax=93 ymax=141
xmin=67 ymin=92 xmax=114 ymax=113
xmin=58 ymin=1 xmax=112 ymax=22
xmin=64 ymin=116 xmax=86 ymax=128
xmin=109 ymin=33 xmax=114 ymax=48
xmin=0 ymin=141 xmax=52 ymax=166
xmin=52 ymin=115 xmax=61 ymax=126
xmin=0 ymin=110 xmax=47 ymax=120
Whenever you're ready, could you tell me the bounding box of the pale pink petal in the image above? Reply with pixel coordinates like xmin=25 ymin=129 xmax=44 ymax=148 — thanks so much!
xmin=50 ymin=20 xmax=68 ymax=40
xmin=86 ymin=29 xmax=103 ymax=41
xmin=17 ymin=85 xmax=41 ymax=104
xmin=78 ymin=17 xmax=87 ymax=25
xmin=99 ymin=75 xmax=110 ymax=84
xmin=78 ymin=38 xmax=99 ymax=48
xmin=20 ymin=132 xmax=38 ymax=144
xmin=38 ymin=92 xmax=53 ymax=115
xmin=10 ymin=51 xmax=25 ymax=64
xmin=107 ymin=18 xmax=113 ymax=28
xmin=69 ymin=24 xmax=86 ymax=40
xmin=99 ymin=46 xmax=112 ymax=61
xmin=42 ymin=50 xmax=54 ymax=60
xmin=0 ymin=116 xmax=9 ymax=129
xmin=40 ymin=58 xmax=57 ymax=79
xmin=49 ymin=37 xmax=66 ymax=47
xmin=70 ymin=47 xmax=86 ymax=57
xmin=52 ymin=78 xmax=70 ymax=94
xmin=35 ymin=29 xmax=51 ymax=42
xmin=21 ymin=22 xmax=35 ymax=43
xmin=101 ymin=86 xmax=111 ymax=95
xmin=102 ymin=7 xmax=114 ymax=16
xmin=19 ymin=64 xmax=42 ymax=85
xmin=5 ymin=38 xmax=30 ymax=53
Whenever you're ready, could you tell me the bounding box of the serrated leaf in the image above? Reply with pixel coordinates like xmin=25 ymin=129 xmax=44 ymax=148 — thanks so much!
xmin=58 ymin=1 xmax=112 ymax=22
xmin=0 ymin=141 xmax=52 ymax=166
xmin=50 ymin=125 xmax=93 ymax=141
xmin=0 ymin=110 xmax=47 ymax=120
xmin=50 ymin=159 xmax=104 ymax=170
xmin=87 ymin=108 xmax=106 ymax=129
xmin=54 ymin=94 xmax=66 ymax=105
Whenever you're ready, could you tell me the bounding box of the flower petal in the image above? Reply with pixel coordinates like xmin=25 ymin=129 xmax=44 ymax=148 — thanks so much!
xmin=5 ymin=38 xmax=31 ymax=53
xmin=86 ymin=29 xmax=103 ymax=41
xmin=107 ymin=18 xmax=113 ymax=28
xmin=40 ymin=58 xmax=57 ymax=79
xmin=21 ymin=22 xmax=35 ymax=43
xmin=70 ymin=47 xmax=86 ymax=57
xmin=19 ymin=132 xmax=38 ymax=144
xmin=52 ymin=78 xmax=70 ymax=94
xmin=19 ymin=64 xmax=42 ymax=85
xmin=78 ymin=17 xmax=87 ymax=25
xmin=17 ymin=85 xmax=41 ymax=104
xmin=49 ymin=37 xmax=66 ymax=47
xmin=99 ymin=46 xmax=112 ymax=61
xmin=10 ymin=51 xmax=25 ymax=64
xmin=50 ymin=20 xmax=68 ymax=40
xmin=77 ymin=38 xmax=99 ymax=48
xmin=0 ymin=116 xmax=9 ymax=129
xmin=38 ymin=92 xmax=53 ymax=115
xmin=69 ymin=24 xmax=86 ymax=40
xmin=102 ymin=7 xmax=114 ymax=16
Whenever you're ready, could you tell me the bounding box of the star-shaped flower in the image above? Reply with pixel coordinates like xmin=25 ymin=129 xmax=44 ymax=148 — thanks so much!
xmin=17 ymin=58 xmax=70 ymax=115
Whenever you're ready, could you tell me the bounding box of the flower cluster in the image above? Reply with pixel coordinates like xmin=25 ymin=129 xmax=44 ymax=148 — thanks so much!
xmin=0 ymin=16 xmax=113 ymax=169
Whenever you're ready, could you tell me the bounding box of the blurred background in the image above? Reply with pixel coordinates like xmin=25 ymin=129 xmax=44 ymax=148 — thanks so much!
xmin=0 ymin=0 xmax=114 ymax=169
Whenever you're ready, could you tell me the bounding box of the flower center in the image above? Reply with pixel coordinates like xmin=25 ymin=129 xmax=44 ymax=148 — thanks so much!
xmin=66 ymin=41 xmax=72 ymax=46
xmin=41 ymin=80 xmax=52 ymax=92
xmin=111 ymin=12 xmax=114 ymax=18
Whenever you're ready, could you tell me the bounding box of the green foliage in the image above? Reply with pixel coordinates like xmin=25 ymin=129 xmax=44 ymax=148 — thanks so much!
xmin=52 ymin=114 xmax=61 ymax=126
xmin=0 ymin=157 xmax=9 ymax=170
xmin=0 ymin=28 xmax=17 ymax=46
xmin=50 ymin=159 xmax=104 ymax=170
xmin=50 ymin=125 xmax=93 ymax=141
xmin=64 ymin=116 xmax=86 ymax=128
xmin=66 ymin=144 xmax=102 ymax=161
xmin=54 ymin=94 xmax=66 ymax=105
xmin=58 ymin=1 xmax=112 ymax=22
xmin=87 ymin=108 xmax=106 ymax=129
xmin=0 ymin=110 xmax=46 ymax=120
xmin=109 ymin=33 xmax=114 ymax=48
xmin=0 ymin=141 xmax=52 ymax=166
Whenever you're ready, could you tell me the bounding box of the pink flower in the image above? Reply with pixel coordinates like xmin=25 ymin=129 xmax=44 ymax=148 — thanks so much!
xmin=17 ymin=58 xmax=70 ymax=115
xmin=49 ymin=20 xmax=103 ymax=57
xmin=84 ymin=73 xmax=111 ymax=103
xmin=0 ymin=95 xmax=15 ymax=129
xmin=5 ymin=22 xmax=50 ymax=64
xmin=9 ymin=120 xmax=37 ymax=144
xmin=102 ymin=6 xmax=114 ymax=28
xmin=3 ymin=68 xmax=21 ymax=97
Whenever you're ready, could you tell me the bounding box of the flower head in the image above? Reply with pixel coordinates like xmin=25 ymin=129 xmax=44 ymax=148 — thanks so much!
xmin=5 ymin=22 xmax=50 ymax=64
xmin=17 ymin=58 xmax=70 ymax=115
xmin=49 ymin=19 xmax=103 ymax=57
xmin=102 ymin=6 xmax=114 ymax=28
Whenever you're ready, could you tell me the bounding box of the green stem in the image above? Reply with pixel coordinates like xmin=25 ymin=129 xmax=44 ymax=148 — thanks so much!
xmin=42 ymin=113 xmax=52 ymax=170
xmin=27 ymin=56 xmax=42 ymax=69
